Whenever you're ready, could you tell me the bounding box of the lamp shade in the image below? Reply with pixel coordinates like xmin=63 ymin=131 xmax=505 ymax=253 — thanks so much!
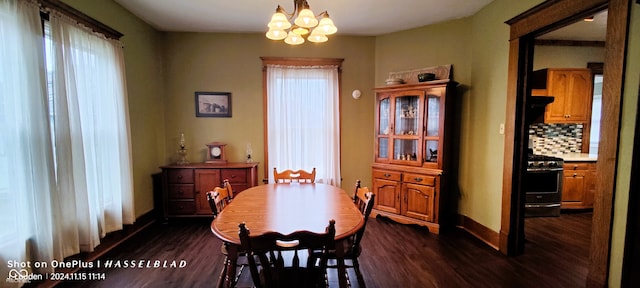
xmin=268 ymin=12 xmax=292 ymax=29
xmin=284 ymin=31 xmax=305 ymax=45
xmin=266 ymin=28 xmax=287 ymax=40
xmin=292 ymin=25 xmax=310 ymax=35
xmin=294 ymin=8 xmax=318 ymax=28
xmin=317 ymin=16 xmax=337 ymax=35
xmin=308 ymin=29 xmax=328 ymax=43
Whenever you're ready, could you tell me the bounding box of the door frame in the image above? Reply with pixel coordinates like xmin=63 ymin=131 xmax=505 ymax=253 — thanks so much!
xmin=500 ymin=0 xmax=632 ymax=286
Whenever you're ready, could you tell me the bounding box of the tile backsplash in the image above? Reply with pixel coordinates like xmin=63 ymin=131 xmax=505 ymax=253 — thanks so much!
xmin=529 ymin=123 xmax=583 ymax=155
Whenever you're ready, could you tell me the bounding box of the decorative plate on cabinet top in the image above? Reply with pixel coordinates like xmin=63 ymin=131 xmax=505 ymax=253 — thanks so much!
xmin=385 ymin=78 xmax=404 ymax=85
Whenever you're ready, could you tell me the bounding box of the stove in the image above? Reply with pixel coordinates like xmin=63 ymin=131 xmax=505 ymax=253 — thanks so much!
xmin=524 ymin=154 xmax=564 ymax=217
xmin=527 ymin=154 xmax=564 ymax=172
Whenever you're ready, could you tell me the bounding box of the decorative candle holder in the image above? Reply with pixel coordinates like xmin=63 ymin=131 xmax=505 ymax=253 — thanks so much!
xmin=176 ymin=132 xmax=189 ymax=165
xmin=177 ymin=148 xmax=189 ymax=165
xmin=246 ymin=143 xmax=253 ymax=163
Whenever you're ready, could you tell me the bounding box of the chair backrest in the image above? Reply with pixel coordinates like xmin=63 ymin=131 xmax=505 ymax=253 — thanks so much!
xmin=239 ymin=219 xmax=336 ymax=288
xmin=273 ymin=167 xmax=316 ymax=183
xmin=206 ymin=179 xmax=233 ymax=216
xmin=351 ymin=180 xmax=375 ymax=256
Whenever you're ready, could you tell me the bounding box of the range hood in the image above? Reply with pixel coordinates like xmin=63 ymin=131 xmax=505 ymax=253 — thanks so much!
xmin=526 ymin=96 xmax=554 ymax=125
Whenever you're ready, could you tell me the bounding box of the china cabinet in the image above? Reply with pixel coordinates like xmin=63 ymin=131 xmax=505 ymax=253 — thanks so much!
xmin=372 ymin=80 xmax=457 ymax=234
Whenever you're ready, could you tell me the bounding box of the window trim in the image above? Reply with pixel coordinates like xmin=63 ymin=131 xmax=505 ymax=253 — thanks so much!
xmin=260 ymin=57 xmax=344 ymax=183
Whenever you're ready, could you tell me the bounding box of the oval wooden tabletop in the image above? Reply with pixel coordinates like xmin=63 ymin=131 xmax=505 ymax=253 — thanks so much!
xmin=210 ymin=183 xmax=365 ymax=244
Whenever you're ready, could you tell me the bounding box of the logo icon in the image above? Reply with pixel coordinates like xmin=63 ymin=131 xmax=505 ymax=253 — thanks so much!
xmin=6 ymin=269 xmax=33 ymax=284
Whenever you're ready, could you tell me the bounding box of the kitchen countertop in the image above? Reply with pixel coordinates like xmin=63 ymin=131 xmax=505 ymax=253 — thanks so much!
xmin=543 ymin=152 xmax=598 ymax=162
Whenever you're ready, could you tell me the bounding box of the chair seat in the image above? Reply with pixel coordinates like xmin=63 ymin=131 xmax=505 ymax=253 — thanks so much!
xmin=258 ymin=266 xmax=325 ymax=288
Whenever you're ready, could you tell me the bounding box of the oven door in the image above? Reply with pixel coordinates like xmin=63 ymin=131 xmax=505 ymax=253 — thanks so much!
xmin=524 ymin=169 xmax=562 ymax=193
xmin=524 ymin=168 xmax=563 ymax=217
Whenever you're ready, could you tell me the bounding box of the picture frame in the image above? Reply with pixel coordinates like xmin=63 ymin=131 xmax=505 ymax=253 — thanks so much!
xmin=195 ymin=92 xmax=232 ymax=117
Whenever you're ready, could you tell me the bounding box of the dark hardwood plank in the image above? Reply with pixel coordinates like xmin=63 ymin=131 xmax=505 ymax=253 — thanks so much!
xmin=53 ymin=212 xmax=591 ymax=288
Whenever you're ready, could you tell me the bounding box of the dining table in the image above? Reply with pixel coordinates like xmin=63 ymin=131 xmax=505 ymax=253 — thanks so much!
xmin=210 ymin=183 xmax=365 ymax=288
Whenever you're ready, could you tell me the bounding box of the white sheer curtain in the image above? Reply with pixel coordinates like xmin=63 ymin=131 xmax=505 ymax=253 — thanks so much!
xmin=47 ymin=11 xmax=135 ymax=256
xmin=0 ymin=0 xmax=57 ymax=282
xmin=267 ymin=65 xmax=341 ymax=185
xmin=0 ymin=2 xmax=134 ymax=284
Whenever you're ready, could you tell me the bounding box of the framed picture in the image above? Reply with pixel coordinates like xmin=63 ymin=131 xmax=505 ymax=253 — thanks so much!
xmin=195 ymin=92 xmax=232 ymax=117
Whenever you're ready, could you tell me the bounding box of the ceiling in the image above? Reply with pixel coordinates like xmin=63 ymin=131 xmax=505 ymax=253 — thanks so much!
xmin=112 ymin=0 xmax=606 ymax=41
xmin=537 ymin=9 xmax=607 ymax=41
xmin=113 ymin=0 xmax=495 ymax=36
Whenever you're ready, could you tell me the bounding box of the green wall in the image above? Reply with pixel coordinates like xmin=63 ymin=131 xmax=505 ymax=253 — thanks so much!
xmin=60 ymin=0 xmax=640 ymax=286
xmin=373 ymin=0 xmax=545 ymax=232
xmin=534 ymin=45 xmax=605 ymax=69
xmin=374 ymin=19 xmax=472 ymax=86
xmin=162 ymin=33 xmax=376 ymax=191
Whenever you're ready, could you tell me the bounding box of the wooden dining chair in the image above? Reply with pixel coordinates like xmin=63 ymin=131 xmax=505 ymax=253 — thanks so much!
xmin=206 ymin=179 xmax=232 ymax=217
xmin=206 ymin=180 xmax=247 ymax=288
xmin=273 ymin=167 xmax=316 ymax=183
xmin=239 ymin=219 xmax=336 ymax=288
xmin=315 ymin=180 xmax=375 ymax=288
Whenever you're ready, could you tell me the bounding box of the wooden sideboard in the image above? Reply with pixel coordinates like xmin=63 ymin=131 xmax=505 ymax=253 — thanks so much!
xmin=160 ymin=162 xmax=258 ymax=219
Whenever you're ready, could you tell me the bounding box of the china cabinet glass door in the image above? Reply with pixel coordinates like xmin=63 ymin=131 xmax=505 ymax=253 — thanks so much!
xmin=377 ymin=97 xmax=390 ymax=160
xmin=391 ymin=92 xmax=423 ymax=166
xmin=423 ymin=88 xmax=444 ymax=168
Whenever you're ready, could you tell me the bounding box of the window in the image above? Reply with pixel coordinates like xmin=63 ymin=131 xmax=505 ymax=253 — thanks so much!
xmin=262 ymin=57 xmax=343 ymax=185
xmin=589 ymin=74 xmax=603 ymax=154
xmin=0 ymin=1 xmax=133 ymax=276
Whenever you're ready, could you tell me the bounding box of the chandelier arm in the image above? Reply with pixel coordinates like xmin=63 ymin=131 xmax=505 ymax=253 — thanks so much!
xmin=315 ymin=11 xmax=329 ymax=18
xmin=295 ymin=0 xmax=310 ymax=10
xmin=275 ymin=5 xmax=296 ymax=21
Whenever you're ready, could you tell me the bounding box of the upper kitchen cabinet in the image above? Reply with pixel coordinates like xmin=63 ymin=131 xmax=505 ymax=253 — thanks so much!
xmin=531 ymin=68 xmax=594 ymax=123
xmin=372 ymin=80 xmax=457 ymax=233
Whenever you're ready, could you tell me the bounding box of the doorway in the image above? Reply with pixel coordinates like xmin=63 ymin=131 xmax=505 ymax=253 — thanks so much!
xmin=523 ymin=8 xmax=607 ymax=270
xmin=500 ymin=0 xmax=631 ymax=286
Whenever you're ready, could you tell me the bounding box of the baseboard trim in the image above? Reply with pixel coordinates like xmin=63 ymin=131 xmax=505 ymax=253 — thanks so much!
xmin=32 ymin=211 xmax=157 ymax=288
xmin=456 ymin=214 xmax=500 ymax=250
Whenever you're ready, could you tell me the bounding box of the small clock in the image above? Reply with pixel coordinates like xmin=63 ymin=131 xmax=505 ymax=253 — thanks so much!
xmin=205 ymin=142 xmax=227 ymax=164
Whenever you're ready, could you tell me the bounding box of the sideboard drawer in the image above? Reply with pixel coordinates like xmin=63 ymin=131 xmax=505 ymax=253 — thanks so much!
xmin=167 ymin=169 xmax=194 ymax=184
xmin=221 ymin=169 xmax=248 ymax=184
xmin=168 ymin=200 xmax=196 ymax=214
xmin=160 ymin=163 xmax=259 ymax=220
xmin=168 ymin=184 xmax=194 ymax=199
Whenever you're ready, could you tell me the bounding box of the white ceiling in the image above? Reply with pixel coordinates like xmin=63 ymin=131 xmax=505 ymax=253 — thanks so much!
xmin=538 ymin=10 xmax=607 ymax=41
xmin=113 ymin=0 xmax=495 ymax=36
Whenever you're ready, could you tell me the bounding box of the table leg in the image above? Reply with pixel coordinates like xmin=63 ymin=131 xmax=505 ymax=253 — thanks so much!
xmin=217 ymin=242 xmax=238 ymax=288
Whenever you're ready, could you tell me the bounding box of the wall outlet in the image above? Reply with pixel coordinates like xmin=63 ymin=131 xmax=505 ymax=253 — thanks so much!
xmin=499 ymin=123 xmax=505 ymax=135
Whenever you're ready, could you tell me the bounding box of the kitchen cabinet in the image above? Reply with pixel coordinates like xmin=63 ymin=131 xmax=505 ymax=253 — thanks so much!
xmin=160 ymin=162 xmax=258 ymax=219
xmin=531 ymin=68 xmax=593 ymax=123
xmin=561 ymin=161 xmax=596 ymax=209
xmin=372 ymin=80 xmax=456 ymax=234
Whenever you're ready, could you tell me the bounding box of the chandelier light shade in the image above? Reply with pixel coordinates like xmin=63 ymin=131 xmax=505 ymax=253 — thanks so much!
xmin=266 ymin=0 xmax=337 ymax=45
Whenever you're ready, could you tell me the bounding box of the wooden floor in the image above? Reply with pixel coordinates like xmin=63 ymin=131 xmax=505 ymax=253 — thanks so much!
xmin=57 ymin=212 xmax=592 ymax=288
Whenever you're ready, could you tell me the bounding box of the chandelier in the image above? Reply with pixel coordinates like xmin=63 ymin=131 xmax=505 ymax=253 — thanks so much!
xmin=266 ymin=0 xmax=338 ymax=45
